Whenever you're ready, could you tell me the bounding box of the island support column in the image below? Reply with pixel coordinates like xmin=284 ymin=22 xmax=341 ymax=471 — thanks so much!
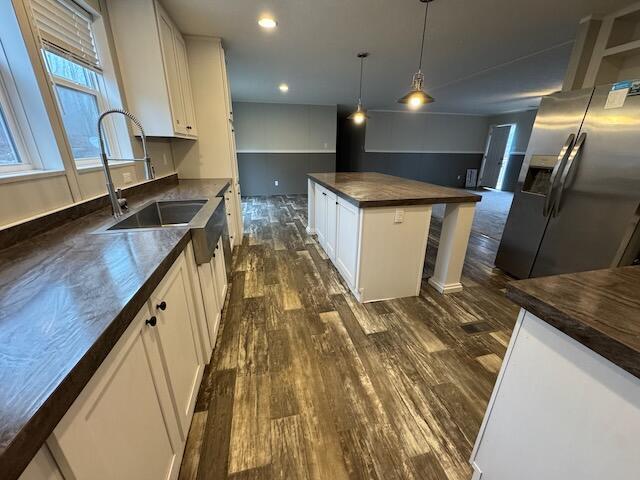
xmin=306 ymin=179 xmax=315 ymax=234
xmin=428 ymin=202 xmax=476 ymax=294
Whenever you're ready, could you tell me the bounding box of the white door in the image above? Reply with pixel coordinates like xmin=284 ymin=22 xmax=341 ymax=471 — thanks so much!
xmin=157 ymin=9 xmax=186 ymax=135
xmin=149 ymin=254 xmax=203 ymax=437
xmin=325 ymin=190 xmax=337 ymax=260
xmin=174 ymin=33 xmax=197 ymax=136
xmin=335 ymin=197 xmax=360 ymax=288
xmin=48 ymin=305 xmax=182 ymax=480
xmin=480 ymin=124 xmax=512 ymax=188
xmin=315 ymin=186 xmax=327 ymax=247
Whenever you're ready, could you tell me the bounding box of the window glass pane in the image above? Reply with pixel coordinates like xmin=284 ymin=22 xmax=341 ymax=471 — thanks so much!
xmin=44 ymin=50 xmax=96 ymax=89
xmin=0 ymin=107 xmax=21 ymax=165
xmin=55 ymin=85 xmax=102 ymax=159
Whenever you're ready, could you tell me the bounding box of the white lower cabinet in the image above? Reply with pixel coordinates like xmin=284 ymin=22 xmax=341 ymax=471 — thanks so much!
xmin=149 ymin=253 xmax=204 ymax=438
xmin=19 ymin=445 xmax=64 ymax=480
xmin=225 ymin=188 xmax=237 ymax=248
xmin=325 ymin=190 xmax=337 ymax=261
xmin=47 ymin=303 xmax=183 ymax=480
xmin=335 ymin=197 xmax=360 ymax=288
xmin=213 ymin=238 xmax=228 ymax=306
xmin=196 ymin=237 xmax=227 ymax=349
xmin=38 ymin=244 xmax=225 ymax=480
xmin=315 ymin=185 xmax=327 ymax=247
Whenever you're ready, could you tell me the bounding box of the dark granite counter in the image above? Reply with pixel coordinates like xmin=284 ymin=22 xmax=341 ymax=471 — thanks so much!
xmin=507 ymin=266 xmax=640 ymax=379
xmin=307 ymin=172 xmax=481 ymax=208
xmin=0 ymin=176 xmax=230 ymax=479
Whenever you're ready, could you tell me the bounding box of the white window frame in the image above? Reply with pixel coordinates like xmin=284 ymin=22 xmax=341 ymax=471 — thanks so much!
xmin=0 ymin=39 xmax=43 ymax=176
xmin=44 ymin=51 xmax=120 ymax=168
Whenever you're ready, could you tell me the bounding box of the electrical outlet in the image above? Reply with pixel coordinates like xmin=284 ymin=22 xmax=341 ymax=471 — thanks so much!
xmin=274 ymin=180 xmax=279 ymax=186
xmin=457 ymin=175 xmax=462 ymax=180
xmin=123 ymin=172 xmax=133 ymax=184
xmin=323 ymin=142 xmax=328 ymax=149
xmin=394 ymin=208 xmax=404 ymax=223
xmin=162 ymin=153 xmax=168 ymax=166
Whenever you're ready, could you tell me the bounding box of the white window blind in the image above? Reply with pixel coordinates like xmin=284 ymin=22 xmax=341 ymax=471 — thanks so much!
xmin=30 ymin=0 xmax=101 ymax=71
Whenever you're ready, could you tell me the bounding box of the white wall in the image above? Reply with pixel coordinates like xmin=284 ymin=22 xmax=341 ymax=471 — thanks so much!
xmin=364 ymin=110 xmax=489 ymax=154
xmin=233 ymin=102 xmax=337 ymax=153
xmin=487 ymin=109 xmax=537 ymax=154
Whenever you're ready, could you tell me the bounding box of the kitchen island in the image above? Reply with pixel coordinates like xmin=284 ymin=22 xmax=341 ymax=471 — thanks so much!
xmin=470 ymin=266 xmax=640 ymax=480
xmin=307 ymin=172 xmax=481 ymax=301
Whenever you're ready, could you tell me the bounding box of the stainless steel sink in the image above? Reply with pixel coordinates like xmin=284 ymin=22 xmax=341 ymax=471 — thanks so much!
xmin=101 ymin=197 xmax=229 ymax=267
xmin=108 ymin=200 xmax=207 ymax=230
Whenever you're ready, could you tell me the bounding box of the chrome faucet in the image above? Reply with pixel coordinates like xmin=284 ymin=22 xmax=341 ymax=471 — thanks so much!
xmin=97 ymin=108 xmax=155 ymax=218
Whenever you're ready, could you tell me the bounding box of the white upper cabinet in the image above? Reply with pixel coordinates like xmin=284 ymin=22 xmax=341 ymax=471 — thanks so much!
xmin=108 ymin=0 xmax=197 ymax=138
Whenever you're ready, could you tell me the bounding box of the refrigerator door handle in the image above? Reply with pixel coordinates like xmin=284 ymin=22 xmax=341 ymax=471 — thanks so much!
xmin=552 ymin=132 xmax=587 ymax=217
xmin=543 ymin=134 xmax=575 ymax=217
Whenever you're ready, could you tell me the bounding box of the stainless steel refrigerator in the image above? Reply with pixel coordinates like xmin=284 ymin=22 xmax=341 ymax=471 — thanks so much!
xmin=496 ymin=83 xmax=640 ymax=279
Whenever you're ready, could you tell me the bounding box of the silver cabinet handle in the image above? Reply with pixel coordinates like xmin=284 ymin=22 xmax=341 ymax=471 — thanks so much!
xmin=543 ymin=134 xmax=575 ymax=217
xmin=553 ymin=132 xmax=586 ymax=217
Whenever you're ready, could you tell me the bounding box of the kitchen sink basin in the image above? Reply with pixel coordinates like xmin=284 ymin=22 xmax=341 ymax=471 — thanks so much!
xmin=108 ymin=200 xmax=207 ymax=230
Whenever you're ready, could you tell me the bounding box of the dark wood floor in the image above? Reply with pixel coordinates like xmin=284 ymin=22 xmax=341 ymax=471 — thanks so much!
xmin=179 ymin=195 xmax=518 ymax=480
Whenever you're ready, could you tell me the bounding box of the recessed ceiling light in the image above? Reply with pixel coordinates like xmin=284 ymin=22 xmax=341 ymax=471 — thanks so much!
xmin=279 ymin=83 xmax=289 ymax=93
xmin=258 ymin=17 xmax=277 ymax=29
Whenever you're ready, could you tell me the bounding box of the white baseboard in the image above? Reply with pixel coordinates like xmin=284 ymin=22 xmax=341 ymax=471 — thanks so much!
xmin=428 ymin=277 xmax=463 ymax=294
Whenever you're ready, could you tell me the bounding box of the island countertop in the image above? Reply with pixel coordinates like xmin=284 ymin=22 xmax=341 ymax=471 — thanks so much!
xmin=307 ymin=172 xmax=481 ymax=207
xmin=0 ymin=176 xmax=229 ymax=479
xmin=506 ymin=266 xmax=640 ymax=379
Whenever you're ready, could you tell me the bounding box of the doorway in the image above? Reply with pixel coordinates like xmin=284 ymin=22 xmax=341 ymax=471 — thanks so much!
xmin=479 ymin=123 xmax=516 ymax=190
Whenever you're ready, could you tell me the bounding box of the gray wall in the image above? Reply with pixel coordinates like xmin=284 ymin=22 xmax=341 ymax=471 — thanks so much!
xmin=365 ymin=110 xmax=489 ymax=153
xmin=233 ymin=102 xmax=337 ymax=195
xmin=238 ymin=153 xmax=335 ymax=195
xmin=233 ymin=102 xmax=337 ymax=152
xmin=336 ymin=109 xmax=483 ymax=188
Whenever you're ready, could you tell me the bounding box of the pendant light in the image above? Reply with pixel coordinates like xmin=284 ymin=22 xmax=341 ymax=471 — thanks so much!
xmin=348 ymin=52 xmax=369 ymax=125
xmin=398 ymin=0 xmax=435 ymax=109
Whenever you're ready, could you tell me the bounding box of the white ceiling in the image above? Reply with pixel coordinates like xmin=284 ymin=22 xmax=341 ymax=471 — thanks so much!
xmin=161 ymin=0 xmax=632 ymax=115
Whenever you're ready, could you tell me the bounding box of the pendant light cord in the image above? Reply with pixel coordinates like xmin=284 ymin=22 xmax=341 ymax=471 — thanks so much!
xmin=358 ymin=56 xmax=364 ymax=102
xmin=418 ymin=1 xmax=429 ymax=71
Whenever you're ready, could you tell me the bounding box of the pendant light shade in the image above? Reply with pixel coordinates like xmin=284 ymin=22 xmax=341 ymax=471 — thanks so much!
xmin=398 ymin=0 xmax=435 ymax=108
xmin=349 ymin=52 xmax=369 ymax=125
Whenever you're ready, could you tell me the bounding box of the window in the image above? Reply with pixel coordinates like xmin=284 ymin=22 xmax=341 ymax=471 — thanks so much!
xmin=0 ymin=78 xmax=34 ymax=175
xmin=31 ymin=0 xmax=118 ymax=166
xmin=44 ymin=50 xmax=108 ymax=164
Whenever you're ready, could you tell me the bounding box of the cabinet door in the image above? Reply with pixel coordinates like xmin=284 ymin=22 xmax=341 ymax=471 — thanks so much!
xmin=174 ymin=33 xmax=197 ymax=136
xmin=233 ymin=183 xmax=244 ymax=241
xmin=225 ymin=188 xmax=237 ymax=248
xmin=158 ymin=9 xmax=186 ymax=135
xmin=197 ymin=259 xmax=221 ymax=349
xmin=213 ymin=237 xmax=228 ymax=306
xmin=149 ymin=254 xmax=203 ymax=437
xmin=48 ymin=305 xmax=182 ymax=480
xmin=335 ymin=197 xmax=360 ymax=288
xmin=325 ymin=190 xmax=337 ymax=260
xmin=315 ymin=186 xmax=327 ymax=246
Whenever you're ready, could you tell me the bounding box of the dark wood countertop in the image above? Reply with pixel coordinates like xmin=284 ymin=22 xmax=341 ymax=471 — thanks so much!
xmin=0 ymin=177 xmax=230 ymax=480
xmin=507 ymin=266 xmax=640 ymax=379
xmin=307 ymin=172 xmax=481 ymax=208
